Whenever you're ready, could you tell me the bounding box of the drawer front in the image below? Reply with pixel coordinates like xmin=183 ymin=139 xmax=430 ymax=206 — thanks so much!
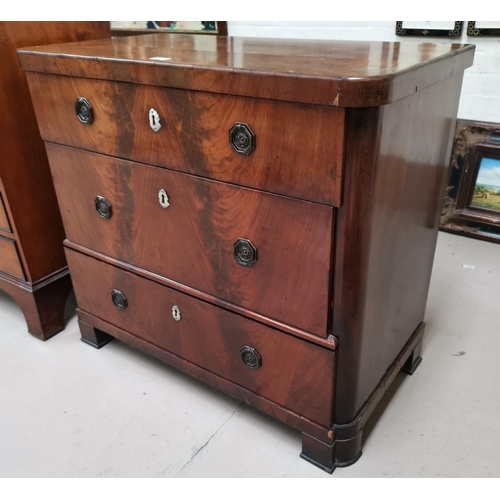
xmin=48 ymin=144 xmax=333 ymax=336
xmin=27 ymin=72 xmax=345 ymax=206
xmin=67 ymin=249 xmax=335 ymax=427
xmin=0 ymin=235 xmax=25 ymax=279
xmin=0 ymin=194 xmax=12 ymax=233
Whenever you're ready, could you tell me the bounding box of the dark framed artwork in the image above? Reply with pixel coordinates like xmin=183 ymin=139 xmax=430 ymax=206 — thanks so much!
xmin=110 ymin=21 xmax=227 ymax=37
xmin=440 ymin=120 xmax=500 ymax=243
xmin=396 ymin=21 xmax=462 ymax=37
xmin=467 ymin=22 xmax=500 ymax=36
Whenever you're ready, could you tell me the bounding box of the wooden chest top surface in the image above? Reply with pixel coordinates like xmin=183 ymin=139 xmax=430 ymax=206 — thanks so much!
xmin=17 ymin=34 xmax=474 ymax=107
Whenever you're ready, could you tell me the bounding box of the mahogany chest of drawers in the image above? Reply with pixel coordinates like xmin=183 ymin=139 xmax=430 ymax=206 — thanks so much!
xmin=19 ymin=34 xmax=474 ymax=472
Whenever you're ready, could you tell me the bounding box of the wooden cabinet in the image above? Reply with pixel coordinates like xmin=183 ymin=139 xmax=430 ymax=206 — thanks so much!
xmin=20 ymin=34 xmax=474 ymax=472
xmin=0 ymin=21 xmax=110 ymax=339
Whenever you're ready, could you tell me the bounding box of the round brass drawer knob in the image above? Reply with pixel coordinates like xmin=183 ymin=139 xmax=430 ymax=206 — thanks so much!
xmin=240 ymin=346 xmax=262 ymax=369
xmin=75 ymin=97 xmax=94 ymax=125
xmin=94 ymin=195 xmax=112 ymax=219
xmin=111 ymin=289 xmax=128 ymax=310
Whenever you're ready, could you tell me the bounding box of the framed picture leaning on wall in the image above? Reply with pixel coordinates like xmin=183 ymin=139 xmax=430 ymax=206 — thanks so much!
xmin=396 ymin=21 xmax=462 ymax=37
xmin=441 ymin=120 xmax=500 ymax=243
xmin=110 ymin=21 xmax=227 ymax=36
xmin=467 ymin=22 xmax=500 ymax=36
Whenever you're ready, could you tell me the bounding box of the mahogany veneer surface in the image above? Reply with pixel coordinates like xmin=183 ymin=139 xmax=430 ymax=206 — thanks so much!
xmin=0 ymin=235 xmax=25 ymax=279
xmin=0 ymin=195 xmax=11 ymax=233
xmin=0 ymin=21 xmax=110 ymax=339
xmin=20 ymin=34 xmax=474 ymax=472
xmin=18 ymin=34 xmax=474 ymax=107
xmin=27 ymin=73 xmax=345 ymax=205
xmin=47 ymin=144 xmax=333 ymax=336
xmin=67 ymin=248 xmax=335 ymax=426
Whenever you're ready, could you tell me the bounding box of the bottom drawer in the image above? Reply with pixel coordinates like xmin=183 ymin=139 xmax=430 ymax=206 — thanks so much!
xmin=0 ymin=235 xmax=25 ymax=279
xmin=66 ymin=249 xmax=335 ymax=427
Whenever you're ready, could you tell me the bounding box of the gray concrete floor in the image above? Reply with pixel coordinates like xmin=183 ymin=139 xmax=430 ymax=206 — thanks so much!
xmin=0 ymin=231 xmax=499 ymax=477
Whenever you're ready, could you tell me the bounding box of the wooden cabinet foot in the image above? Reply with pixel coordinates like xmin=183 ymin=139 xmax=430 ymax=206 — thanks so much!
xmin=401 ymin=337 xmax=423 ymax=375
xmin=0 ymin=268 xmax=72 ymax=340
xmin=79 ymin=319 xmax=113 ymax=349
xmin=300 ymin=431 xmax=363 ymax=473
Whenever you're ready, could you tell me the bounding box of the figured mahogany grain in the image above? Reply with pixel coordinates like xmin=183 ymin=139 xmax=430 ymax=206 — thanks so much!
xmin=27 ymin=73 xmax=345 ymax=206
xmin=18 ymin=34 xmax=474 ymax=107
xmin=68 ymin=249 xmax=336 ymax=427
xmin=47 ymin=144 xmax=333 ymax=336
xmin=65 ymin=240 xmax=338 ymax=350
xmin=0 ymin=236 xmax=25 ymax=279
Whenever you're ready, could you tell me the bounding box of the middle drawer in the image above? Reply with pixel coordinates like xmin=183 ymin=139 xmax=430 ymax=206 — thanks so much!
xmin=47 ymin=144 xmax=334 ymax=337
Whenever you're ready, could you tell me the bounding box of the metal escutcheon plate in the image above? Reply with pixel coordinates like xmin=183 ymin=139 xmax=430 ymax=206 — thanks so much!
xmin=158 ymin=189 xmax=170 ymax=209
xmin=172 ymin=305 xmax=181 ymax=321
xmin=149 ymin=108 xmax=161 ymax=132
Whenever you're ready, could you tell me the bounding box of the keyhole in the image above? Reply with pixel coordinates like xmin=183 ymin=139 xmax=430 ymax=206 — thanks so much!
xmin=172 ymin=305 xmax=181 ymax=321
xmin=149 ymin=108 xmax=161 ymax=132
xmin=158 ymin=189 xmax=169 ymax=209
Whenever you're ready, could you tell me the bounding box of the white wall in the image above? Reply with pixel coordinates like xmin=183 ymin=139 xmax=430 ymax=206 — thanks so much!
xmin=228 ymin=22 xmax=500 ymax=123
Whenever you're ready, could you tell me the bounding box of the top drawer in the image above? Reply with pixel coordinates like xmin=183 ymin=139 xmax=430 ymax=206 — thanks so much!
xmin=26 ymin=72 xmax=345 ymax=206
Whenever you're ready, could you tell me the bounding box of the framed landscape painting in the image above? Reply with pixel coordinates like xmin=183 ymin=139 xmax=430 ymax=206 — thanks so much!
xmin=441 ymin=120 xmax=500 ymax=243
xmin=470 ymin=155 xmax=500 ymax=211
